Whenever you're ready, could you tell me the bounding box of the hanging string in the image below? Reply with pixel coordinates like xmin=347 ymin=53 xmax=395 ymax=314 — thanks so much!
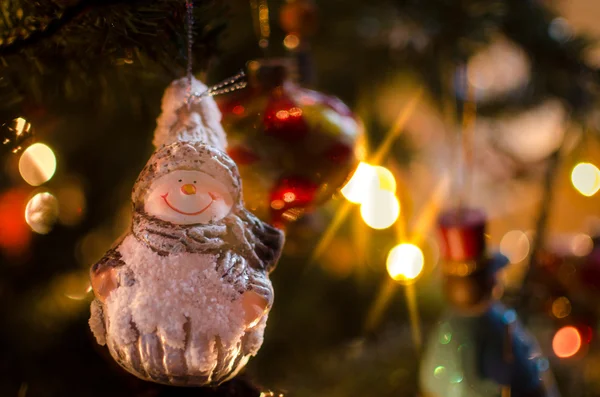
xmin=249 ymin=0 xmax=271 ymax=54
xmin=183 ymin=0 xmax=247 ymax=105
xmin=185 ymin=0 xmax=195 ymax=105
xmin=190 ymin=70 xmax=247 ymax=102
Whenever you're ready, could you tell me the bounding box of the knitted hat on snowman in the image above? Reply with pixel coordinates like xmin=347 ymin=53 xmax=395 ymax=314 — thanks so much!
xmin=133 ymin=77 xmax=242 ymax=211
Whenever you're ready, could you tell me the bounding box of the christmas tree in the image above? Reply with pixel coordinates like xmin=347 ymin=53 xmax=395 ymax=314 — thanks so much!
xmin=2 ymin=0 xmax=600 ymax=396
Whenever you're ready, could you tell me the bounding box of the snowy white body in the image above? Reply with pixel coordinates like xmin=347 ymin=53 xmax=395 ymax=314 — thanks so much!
xmin=91 ymin=234 xmax=267 ymax=385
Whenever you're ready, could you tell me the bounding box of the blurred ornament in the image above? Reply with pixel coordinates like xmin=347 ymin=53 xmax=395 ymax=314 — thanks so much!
xmin=421 ymin=208 xmax=559 ymax=397
xmin=437 ymin=208 xmax=486 ymax=264
xmin=18 ymin=142 xmax=57 ymax=186
xmin=25 ymin=192 xmax=59 ymax=234
xmin=218 ymin=59 xmax=363 ymax=227
xmin=571 ymin=162 xmax=600 ymax=197
xmin=0 ymin=189 xmax=31 ymax=257
xmin=1 ymin=117 xmax=33 ymax=154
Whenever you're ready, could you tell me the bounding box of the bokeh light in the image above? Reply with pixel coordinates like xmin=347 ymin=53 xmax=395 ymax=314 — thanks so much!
xmin=572 ymin=233 xmax=594 ymax=257
xmin=386 ymin=243 xmax=424 ymax=282
xmin=341 ymin=162 xmax=376 ymax=203
xmin=283 ymin=34 xmax=300 ymax=49
xmin=341 ymin=162 xmax=397 ymax=204
xmin=499 ymin=230 xmax=530 ymax=264
xmin=551 ymin=297 xmax=571 ymax=319
xmin=571 ymin=162 xmax=600 ymax=197
xmin=553 ymin=326 xmax=582 ymax=358
xmin=19 ymin=143 xmax=57 ymax=186
xmin=373 ymin=166 xmax=396 ymax=193
xmin=433 ymin=365 xmax=446 ymax=379
xmin=25 ymin=192 xmax=59 ymax=234
xmin=467 ymin=37 xmax=530 ymax=101
xmin=360 ymin=189 xmax=400 ymax=230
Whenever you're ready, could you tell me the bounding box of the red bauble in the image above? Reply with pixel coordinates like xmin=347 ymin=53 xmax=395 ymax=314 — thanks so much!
xmin=218 ymin=59 xmax=363 ymax=227
xmin=269 ymin=176 xmax=318 ymax=226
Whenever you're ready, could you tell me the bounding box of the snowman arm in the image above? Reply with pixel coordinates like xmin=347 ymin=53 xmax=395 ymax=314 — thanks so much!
xmin=90 ymin=246 xmax=128 ymax=303
xmin=89 ymin=299 xmax=106 ymax=346
xmin=248 ymin=220 xmax=284 ymax=273
xmin=91 ymin=247 xmax=126 ymax=273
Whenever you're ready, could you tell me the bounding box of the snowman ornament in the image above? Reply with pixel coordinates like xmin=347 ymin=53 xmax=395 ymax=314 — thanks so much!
xmin=89 ymin=77 xmax=284 ymax=386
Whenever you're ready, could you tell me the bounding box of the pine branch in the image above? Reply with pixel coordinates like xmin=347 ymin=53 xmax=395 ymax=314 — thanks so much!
xmin=0 ymin=0 xmax=227 ymax=113
xmin=0 ymin=0 xmax=100 ymax=57
xmin=388 ymin=0 xmax=600 ymax=120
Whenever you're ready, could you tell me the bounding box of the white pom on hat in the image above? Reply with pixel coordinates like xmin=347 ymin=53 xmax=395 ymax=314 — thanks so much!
xmin=153 ymin=76 xmax=228 ymax=151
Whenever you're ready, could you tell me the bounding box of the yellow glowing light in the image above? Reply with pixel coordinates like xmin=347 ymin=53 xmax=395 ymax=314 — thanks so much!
xmin=499 ymin=230 xmax=530 ymax=264
xmin=283 ymin=34 xmax=300 ymax=50
xmin=341 ymin=162 xmax=397 ymax=204
xmin=551 ymin=297 xmax=571 ymax=319
xmin=360 ymin=189 xmax=400 ymax=230
xmin=341 ymin=162 xmax=375 ymax=203
xmin=373 ymin=166 xmax=396 ymax=193
xmin=553 ymin=326 xmax=581 ymax=358
xmin=15 ymin=117 xmax=27 ymax=136
xmin=19 ymin=143 xmax=57 ymax=186
xmin=571 ymin=162 xmax=600 ymax=197
xmin=386 ymin=243 xmax=424 ymax=282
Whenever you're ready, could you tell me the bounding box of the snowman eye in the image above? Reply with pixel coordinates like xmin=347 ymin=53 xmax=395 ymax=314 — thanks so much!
xmin=193 ymin=181 xmax=196 ymax=184
xmin=178 ymin=179 xmax=182 ymax=182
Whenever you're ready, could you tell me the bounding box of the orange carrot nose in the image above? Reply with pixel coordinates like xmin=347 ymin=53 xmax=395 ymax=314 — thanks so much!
xmin=181 ymin=184 xmax=196 ymax=195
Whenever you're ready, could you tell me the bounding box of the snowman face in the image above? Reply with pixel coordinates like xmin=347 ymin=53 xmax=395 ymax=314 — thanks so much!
xmin=144 ymin=170 xmax=234 ymax=224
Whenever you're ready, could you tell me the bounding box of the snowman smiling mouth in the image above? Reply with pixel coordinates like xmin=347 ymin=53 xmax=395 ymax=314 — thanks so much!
xmin=161 ymin=192 xmax=217 ymax=215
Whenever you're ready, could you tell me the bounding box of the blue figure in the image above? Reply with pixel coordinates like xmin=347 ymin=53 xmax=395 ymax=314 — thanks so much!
xmin=420 ymin=209 xmax=559 ymax=397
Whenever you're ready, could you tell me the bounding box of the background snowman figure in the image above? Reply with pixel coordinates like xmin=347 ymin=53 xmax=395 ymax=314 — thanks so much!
xmin=420 ymin=208 xmax=559 ymax=397
xmin=88 ymin=77 xmax=284 ymax=386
